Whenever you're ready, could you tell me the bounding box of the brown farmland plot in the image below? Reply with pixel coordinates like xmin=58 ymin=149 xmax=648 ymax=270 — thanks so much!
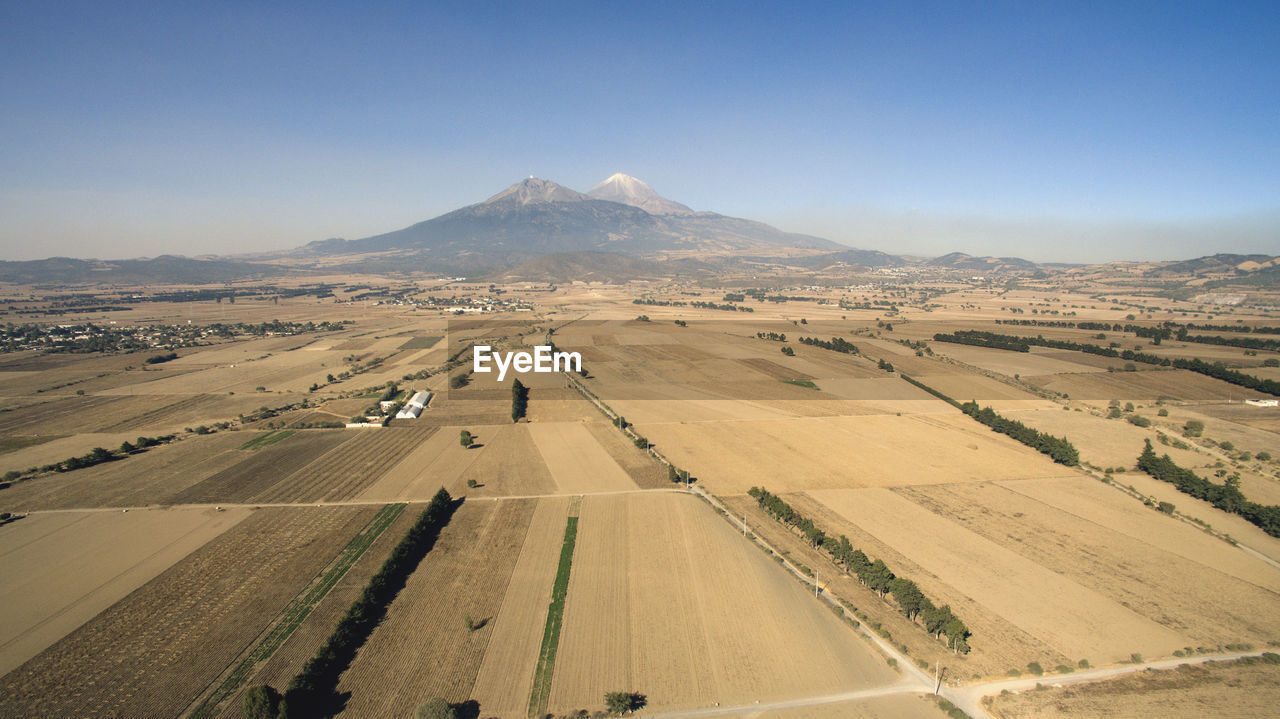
xmin=336 ymin=499 xmax=536 ymax=717
xmin=163 ymin=429 xmax=351 ymax=504
xmin=546 ymin=492 xmax=896 ymax=714
xmin=0 ymin=506 xmax=249 ymax=675
xmin=990 ymin=658 xmax=1280 ymax=719
xmin=0 ymin=506 xmax=376 ymax=718
xmin=808 ymin=486 xmax=1198 ymax=660
xmin=471 ymin=496 xmax=572 ymax=717
xmin=527 ymin=421 xmax=638 ymax=493
xmin=252 ymin=425 xmax=437 ymax=503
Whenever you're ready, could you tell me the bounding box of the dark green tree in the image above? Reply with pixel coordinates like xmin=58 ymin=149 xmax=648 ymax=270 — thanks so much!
xmin=511 ymin=378 xmax=529 ymax=422
xmin=604 ymin=691 xmax=647 ymax=715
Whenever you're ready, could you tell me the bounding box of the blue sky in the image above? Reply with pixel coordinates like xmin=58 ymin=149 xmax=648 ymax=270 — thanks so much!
xmin=1 ymin=1 xmax=1276 ymax=262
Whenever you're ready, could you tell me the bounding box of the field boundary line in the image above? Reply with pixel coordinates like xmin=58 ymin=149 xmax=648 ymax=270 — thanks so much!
xmin=180 ymin=502 xmax=407 ymax=719
xmin=527 ymin=512 xmax=580 ymax=717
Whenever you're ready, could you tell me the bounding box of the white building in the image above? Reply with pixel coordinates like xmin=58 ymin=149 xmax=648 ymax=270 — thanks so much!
xmin=1244 ymin=398 xmax=1279 ymax=407
xmin=405 ymin=391 xmax=431 ymax=409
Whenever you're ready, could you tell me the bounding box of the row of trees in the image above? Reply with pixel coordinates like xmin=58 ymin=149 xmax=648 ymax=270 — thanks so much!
xmin=798 ymin=336 xmax=859 ymax=354
xmin=275 ymin=489 xmax=457 ymax=717
xmin=756 ymin=331 xmax=787 ymax=341
xmin=747 ymin=487 xmax=971 ymax=652
xmin=932 ymin=330 xmax=1030 ymax=352
xmin=935 ymin=329 xmax=1170 ymax=365
xmin=960 ymin=401 xmax=1080 ymax=466
xmin=1170 ymin=357 xmax=1280 ymax=397
xmin=690 ymin=301 xmax=753 ymax=312
xmin=4 ymin=434 xmax=174 ymax=479
xmin=1138 ymin=441 xmax=1280 ymax=537
xmin=1176 ymin=329 xmax=1280 ymax=352
xmin=945 ymin=329 xmax=1280 ymax=396
xmin=511 ymin=378 xmax=529 ymax=422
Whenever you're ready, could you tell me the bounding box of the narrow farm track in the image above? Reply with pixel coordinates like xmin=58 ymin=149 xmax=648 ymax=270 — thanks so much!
xmin=252 ymin=427 xmax=438 ymax=503
xmin=18 ymin=486 xmax=690 ymax=516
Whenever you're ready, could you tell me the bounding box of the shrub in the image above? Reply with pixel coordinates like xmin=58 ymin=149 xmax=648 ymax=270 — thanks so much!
xmin=415 ymin=698 xmax=455 ymax=719
xmin=1127 ymin=414 xmax=1151 ymax=428
xmin=1184 ymin=420 xmax=1204 ymax=437
xmin=1158 ymin=408 xmax=1169 ymax=416
xmin=1027 ymin=661 xmax=1044 ymax=675
xmin=1259 ymin=452 xmax=1272 ymax=462
xmin=242 ymin=685 xmax=282 ymax=719
xmin=603 ymin=691 xmax=646 ymax=715
xmin=1078 ymin=658 xmax=1091 ymax=669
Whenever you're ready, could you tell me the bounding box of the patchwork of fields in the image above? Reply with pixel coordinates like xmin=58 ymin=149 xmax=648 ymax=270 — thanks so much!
xmin=2 ymin=285 xmax=1278 ymax=718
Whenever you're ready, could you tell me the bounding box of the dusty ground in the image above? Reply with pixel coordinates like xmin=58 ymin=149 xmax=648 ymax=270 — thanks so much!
xmin=547 ymin=492 xmax=897 ymax=715
xmin=0 ymin=505 xmax=249 ymax=675
xmin=336 ymin=499 xmax=535 ymax=718
xmin=0 ymin=506 xmax=375 ymax=718
xmin=988 ymin=658 xmax=1280 ymax=719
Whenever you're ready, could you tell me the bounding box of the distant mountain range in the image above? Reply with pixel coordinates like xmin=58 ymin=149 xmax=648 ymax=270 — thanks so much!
xmin=0 ymin=174 xmax=1275 ymax=285
xmin=298 ymin=174 xmax=842 ymax=270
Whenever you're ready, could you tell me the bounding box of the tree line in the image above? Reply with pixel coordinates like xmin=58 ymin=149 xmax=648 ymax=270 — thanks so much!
xmin=270 ymin=488 xmax=458 ymax=717
xmin=934 ymin=329 xmax=1168 ymax=364
xmin=748 ymin=487 xmax=971 ymax=653
xmin=932 ymin=330 xmax=1030 ymax=352
xmin=798 ymin=336 xmax=859 ymax=354
xmin=1176 ymin=330 xmax=1280 ymax=352
xmin=960 ymin=401 xmax=1079 ymax=466
xmin=942 ymin=329 xmax=1279 ymax=396
xmin=1138 ymin=441 xmax=1280 ymax=537
xmin=1170 ymin=357 xmax=1280 ymax=397
xmin=690 ymin=301 xmax=754 ymax=312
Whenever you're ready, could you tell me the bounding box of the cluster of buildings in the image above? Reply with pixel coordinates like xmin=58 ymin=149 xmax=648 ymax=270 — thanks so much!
xmin=395 ymin=390 xmax=432 ymax=419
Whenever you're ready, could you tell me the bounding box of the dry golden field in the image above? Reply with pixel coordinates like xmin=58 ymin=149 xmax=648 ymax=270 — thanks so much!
xmin=0 ymin=506 xmax=249 ymax=675
xmin=988 ymin=658 xmax=1280 ymax=719
xmin=1 ymin=276 xmax=1277 ymax=718
xmin=547 ymin=492 xmax=896 ymax=714
xmin=336 ymin=499 xmax=535 ymax=717
xmin=0 ymin=506 xmax=375 ymax=718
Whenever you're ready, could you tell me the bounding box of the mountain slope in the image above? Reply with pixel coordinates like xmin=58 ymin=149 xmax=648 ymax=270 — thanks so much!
xmin=302 ymin=176 xmax=845 ymax=264
xmin=0 ymin=256 xmax=290 ymax=284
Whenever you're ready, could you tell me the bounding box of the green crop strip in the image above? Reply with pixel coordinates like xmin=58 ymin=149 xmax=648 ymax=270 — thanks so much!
xmin=238 ymin=429 xmax=296 ymax=451
xmin=188 ymin=502 xmax=406 ymax=718
xmin=528 ymin=515 xmax=579 ymax=717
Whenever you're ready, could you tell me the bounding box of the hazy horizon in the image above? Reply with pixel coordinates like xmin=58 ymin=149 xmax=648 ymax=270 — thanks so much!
xmin=2 ymin=2 xmax=1276 ymax=264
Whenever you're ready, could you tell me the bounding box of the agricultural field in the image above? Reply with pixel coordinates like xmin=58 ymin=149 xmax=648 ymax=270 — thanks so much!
xmin=793 ymin=476 xmax=1280 ymax=673
xmin=336 ymin=499 xmax=536 ymax=717
xmin=546 ymin=492 xmax=897 ymax=714
xmin=1 ymin=273 xmax=1278 ymax=719
xmin=0 ymin=506 xmax=377 ymax=717
xmin=0 ymin=506 xmax=249 ymax=674
xmin=637 ymin=412 xmax=1075 ymax=494
xmin=988 ymin=657 xmax=1280 ymax=719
